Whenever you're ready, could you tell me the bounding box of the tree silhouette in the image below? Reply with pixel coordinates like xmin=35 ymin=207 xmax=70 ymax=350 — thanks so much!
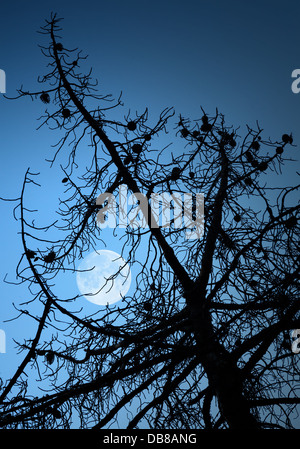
xmin=0 ymin=14 xmax=299 ymax=430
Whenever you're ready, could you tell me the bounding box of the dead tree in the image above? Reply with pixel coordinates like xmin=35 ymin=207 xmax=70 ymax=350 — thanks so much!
xmin=0 ymin=14 xmax=299 ymax=429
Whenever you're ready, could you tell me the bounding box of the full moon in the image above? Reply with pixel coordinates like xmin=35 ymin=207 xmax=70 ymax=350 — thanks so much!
xmin=76 ymin=249 xmax=131 ymax=306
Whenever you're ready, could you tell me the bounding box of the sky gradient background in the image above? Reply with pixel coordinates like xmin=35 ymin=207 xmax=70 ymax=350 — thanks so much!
xmin=0 ymin=0 xmax=299 ymax=426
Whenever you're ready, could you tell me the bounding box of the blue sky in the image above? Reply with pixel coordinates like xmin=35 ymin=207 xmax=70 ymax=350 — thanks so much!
xmin=0 ymin=0 xmax=299 ymax=424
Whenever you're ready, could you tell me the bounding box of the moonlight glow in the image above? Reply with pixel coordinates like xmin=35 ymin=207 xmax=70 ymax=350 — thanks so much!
xmin=76 ymin=250 xmax=131 ymax=306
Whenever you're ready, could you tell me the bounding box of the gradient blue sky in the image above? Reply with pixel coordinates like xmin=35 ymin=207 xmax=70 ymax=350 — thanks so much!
xmin=0 ymin=0 xmax=299 ymax=423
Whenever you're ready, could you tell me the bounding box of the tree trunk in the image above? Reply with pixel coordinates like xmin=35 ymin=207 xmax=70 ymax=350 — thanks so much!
xmin=188 ymin=299 xmax=260 ymax=429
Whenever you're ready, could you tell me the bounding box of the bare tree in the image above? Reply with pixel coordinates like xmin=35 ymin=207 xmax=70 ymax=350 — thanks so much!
xmin=0 ymin=14 xmax=299 ymax=430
